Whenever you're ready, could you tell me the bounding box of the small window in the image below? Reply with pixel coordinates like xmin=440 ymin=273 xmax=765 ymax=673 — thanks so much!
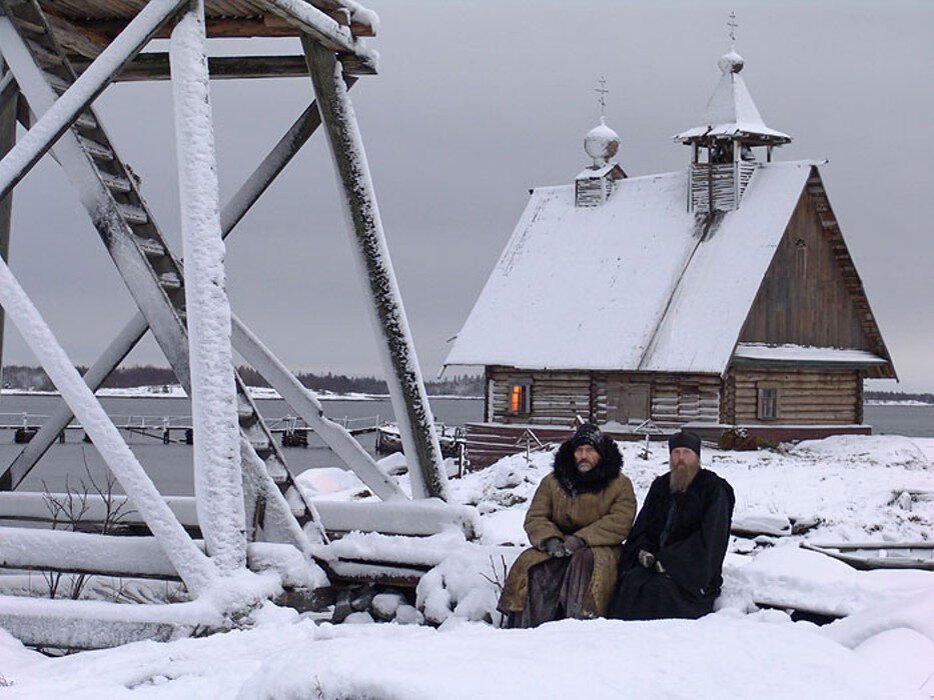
xmin=509 ymin=383 xmax=531 ymax=415
xmin=757 ymin=386 xmax=779 ymax=421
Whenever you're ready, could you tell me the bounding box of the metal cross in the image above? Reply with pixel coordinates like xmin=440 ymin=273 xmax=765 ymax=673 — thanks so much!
xmin=595 ymin=76 xmax=608 ymax=118
xmin=727 ymin=11 xmax=738 ymax=46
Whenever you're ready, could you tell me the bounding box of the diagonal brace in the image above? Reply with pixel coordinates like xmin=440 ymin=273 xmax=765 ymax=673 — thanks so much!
xmin=0 ymin=0 xmax=187 ymax=201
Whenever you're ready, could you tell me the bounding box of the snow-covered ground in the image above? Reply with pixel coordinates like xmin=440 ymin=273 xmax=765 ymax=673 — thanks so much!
xmin=1 ymin=435 xmax=932 ymax=698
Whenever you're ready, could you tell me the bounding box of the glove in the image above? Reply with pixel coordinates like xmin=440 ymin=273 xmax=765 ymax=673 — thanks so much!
xmin=562 ymin=535 xmax=586 ymax=556
xmin=638 ymin=549 xmax=656 ymax=569
xmin=543 ymin=537 xmax=567 ymax=558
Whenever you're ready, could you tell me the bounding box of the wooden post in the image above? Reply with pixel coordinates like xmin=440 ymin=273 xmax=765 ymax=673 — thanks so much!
xmin=170 ymin=0 xmax=246 ymax=572
xmin=303 ymin=37 xmax=448 ymax=500
xmin=0 ymin=62 xmax=16 ymax=396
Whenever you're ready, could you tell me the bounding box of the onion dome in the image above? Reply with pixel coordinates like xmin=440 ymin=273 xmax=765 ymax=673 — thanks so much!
xmin=717 ymin=49 xmax=744 ymax=74
xmin=584 ymin=118 xmax=620 ymax=168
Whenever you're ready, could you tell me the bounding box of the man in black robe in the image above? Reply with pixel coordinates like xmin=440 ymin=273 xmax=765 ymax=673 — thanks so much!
xmin=609 ymin=430 xmax=734 ymax=620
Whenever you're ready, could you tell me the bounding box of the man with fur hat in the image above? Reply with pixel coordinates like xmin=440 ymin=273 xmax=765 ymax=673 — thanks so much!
xmin=609 ymin=430 xmax=734 ymax=620
xmin=498 ymin=423 xmax=636 ymax=628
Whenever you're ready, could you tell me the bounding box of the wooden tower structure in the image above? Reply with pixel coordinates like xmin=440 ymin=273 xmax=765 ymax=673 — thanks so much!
xmin=0 ymin=0 xmax=457 ymax=648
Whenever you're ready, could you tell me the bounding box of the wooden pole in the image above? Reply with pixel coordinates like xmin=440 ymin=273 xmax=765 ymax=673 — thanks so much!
xmin=302 ymin=37 xmax=448 ymax=500
xmin=170 ymin=0 xmax=246 ymax=572
xmin=0 ymin=62 xmax=16 ymax=393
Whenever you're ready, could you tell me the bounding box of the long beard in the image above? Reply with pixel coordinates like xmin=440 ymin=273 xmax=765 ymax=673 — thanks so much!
xmin=669 ymin=464 xmax=698 ymax=493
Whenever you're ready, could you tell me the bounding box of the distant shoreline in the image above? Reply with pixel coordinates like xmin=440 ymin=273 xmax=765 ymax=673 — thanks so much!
xmin=0 ymin=387 xmax=483 ymax=402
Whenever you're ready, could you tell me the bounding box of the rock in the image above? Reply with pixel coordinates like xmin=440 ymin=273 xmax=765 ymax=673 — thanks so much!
xmin=343 ymin=611 xmax=375 ymax=624
xmin=372 ymin=592 xmax=406 ymax=621
xmin=350 ymin=584 xmax=377 ymax=612
xmin=331 ymin=589 xmax=354 ymax=624
xmin=393 ymin=605 xmax=425 ymax=626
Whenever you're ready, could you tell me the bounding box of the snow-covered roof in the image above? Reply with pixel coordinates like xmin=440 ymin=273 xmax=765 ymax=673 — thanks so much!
xmin=674 ymin=51 xmax=791 ymax=145
xmin=444 ymin=160 xmax=818 ymax=374
xmin=575 ymin=164 xmax=618 ymax=180
xmin=732 ymin=344 xmax=889 ymax=365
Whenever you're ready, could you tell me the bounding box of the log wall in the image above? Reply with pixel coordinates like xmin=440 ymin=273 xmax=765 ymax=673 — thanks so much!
xmin=728 ymin=367 xmax=861 ymax=425
xmin=487 ymin=367 xmax=720 ymax=428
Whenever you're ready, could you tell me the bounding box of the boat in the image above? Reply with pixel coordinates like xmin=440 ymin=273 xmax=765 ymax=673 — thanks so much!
xmin=801 ymin=541 xmax=934 ymax=571
xmin=374 ymin=422 xmax=464 ymax=459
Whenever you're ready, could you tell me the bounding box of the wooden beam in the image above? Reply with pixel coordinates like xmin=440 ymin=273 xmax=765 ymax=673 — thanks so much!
xmin=46 ymin=13 xmax=110 ymax=60
xmin=73 ymin=54 xmax=325 ymax=81
xmin=0 ymin=63 xmax=16 ymax=395
xmin=303 ymin=37 xmax=447 ymax=500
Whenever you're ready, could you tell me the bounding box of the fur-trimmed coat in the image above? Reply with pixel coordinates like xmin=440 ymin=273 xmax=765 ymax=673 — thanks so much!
xmin=498 ymin=437 xmax=636 ymax=617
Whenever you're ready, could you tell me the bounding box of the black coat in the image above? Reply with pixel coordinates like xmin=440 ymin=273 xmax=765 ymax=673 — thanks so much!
xmin=610 ymin=468 xmax=734 ymax=620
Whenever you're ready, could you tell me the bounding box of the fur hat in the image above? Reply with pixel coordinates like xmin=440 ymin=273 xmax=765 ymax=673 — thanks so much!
xmin=668 ymin=430 xmax=702 ymax=458
xmin=553 ymin=423 xmax=622 ymax=495
xmin=569 ymin=423 xmax=605 ymax=454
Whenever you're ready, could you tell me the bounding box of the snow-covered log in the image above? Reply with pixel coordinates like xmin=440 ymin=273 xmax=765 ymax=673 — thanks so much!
xmin=312 ymin=499 xmax=479 ymax=539
xmin=0 ymin=594 xmax=216 ymax=650
xmin=302 ymin=37 xmax=448 ymax=501
xmin=0 ymin=491 xmax=478 ymax=538
xmin=170 ymin=0 xmax=246 ymax=574
xmin=0 ymin=527 xmax=325 ymax=590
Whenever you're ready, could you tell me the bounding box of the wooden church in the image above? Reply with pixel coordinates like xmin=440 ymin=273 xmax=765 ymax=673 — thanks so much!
xmin=444 ymin=49 xmax=896 ymax=467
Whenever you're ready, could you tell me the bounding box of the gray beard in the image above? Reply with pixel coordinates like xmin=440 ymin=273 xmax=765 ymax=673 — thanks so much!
xmin=669 ymin=465 xmax=698 ymax=493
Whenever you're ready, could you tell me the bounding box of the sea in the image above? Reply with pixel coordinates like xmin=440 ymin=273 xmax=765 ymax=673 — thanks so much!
xmin=0 ymin=395 xmax=929 ymax=496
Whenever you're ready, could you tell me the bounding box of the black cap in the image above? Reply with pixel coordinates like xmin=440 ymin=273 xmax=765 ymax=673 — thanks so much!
xmin=668 ymin=430 xmax=701 ymax=458
xmin=570 ymin=423 xmax=604 ymax=454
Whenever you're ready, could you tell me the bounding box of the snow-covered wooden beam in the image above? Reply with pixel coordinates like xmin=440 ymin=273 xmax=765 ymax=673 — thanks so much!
xmin=302 ymin=36 xmax=448 ymax=501
xmin=254 ymin=0 xmax=377 ymax=72
xmin=0 ymin=527 xmax=323 ymax=589
xmin=0 ymin=0 xmax=186 ymax=201
xmin=0 ymin=59 xmax=15 ymax=389
xmin=312 ymin=499 xmax=480 ymax=539
xmin=0 ymin=595 xmax=214 ymax=649
xmin=231 ymin=317 xmax=406 ymax=501
xmin=0 ymin=492 xmax=479 ymax=538
xmin=170 ymin=0 xmax=247 ymax=574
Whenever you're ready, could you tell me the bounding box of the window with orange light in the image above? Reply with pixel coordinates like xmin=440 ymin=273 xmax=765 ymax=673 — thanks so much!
xmin=509 ymin=383 xmax=530 ymax=415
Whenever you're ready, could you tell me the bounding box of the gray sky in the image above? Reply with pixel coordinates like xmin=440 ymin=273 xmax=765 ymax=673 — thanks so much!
xmin=4 ymin=0 xmax=932 ymax=392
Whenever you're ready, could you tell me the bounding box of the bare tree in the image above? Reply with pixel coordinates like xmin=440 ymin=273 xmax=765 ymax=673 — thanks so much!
xmin=41 ymin=448 xmax=131 ymax=599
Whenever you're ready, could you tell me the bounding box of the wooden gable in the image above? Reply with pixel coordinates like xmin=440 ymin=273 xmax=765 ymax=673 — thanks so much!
xmin=737 ymin=167 xmax=895 ymax=378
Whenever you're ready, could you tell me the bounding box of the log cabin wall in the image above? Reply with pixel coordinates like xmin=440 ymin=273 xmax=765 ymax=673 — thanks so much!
xmin=739 ymin=186 xmax=873 ymax=351
xmin=643 ymin=373 xmax=720 ymax=428
xmin=729 ymin=367 xmax=861 ymax=425
xmin=488 ymin=368 xmax=720 ymax=428
xmin=488 ymin=367 xmax=592 ymax=425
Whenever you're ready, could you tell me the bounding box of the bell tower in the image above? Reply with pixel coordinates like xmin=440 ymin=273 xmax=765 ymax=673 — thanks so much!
xmin=674 ymin=22 xmax=791 ymax=213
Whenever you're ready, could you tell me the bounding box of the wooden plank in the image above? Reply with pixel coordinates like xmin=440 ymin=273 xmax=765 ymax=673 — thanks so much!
xmin=72 ymin=53 xmax=315 ymax=80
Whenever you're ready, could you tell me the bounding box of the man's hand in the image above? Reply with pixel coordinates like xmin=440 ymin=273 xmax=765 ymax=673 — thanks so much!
xmin=543 ymin=537 xmax=567 ymax=558
xmin=637 ymin=549 xmax=656 ymax=569
xmin=562 ymin=535 xmax=586 ymax=556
